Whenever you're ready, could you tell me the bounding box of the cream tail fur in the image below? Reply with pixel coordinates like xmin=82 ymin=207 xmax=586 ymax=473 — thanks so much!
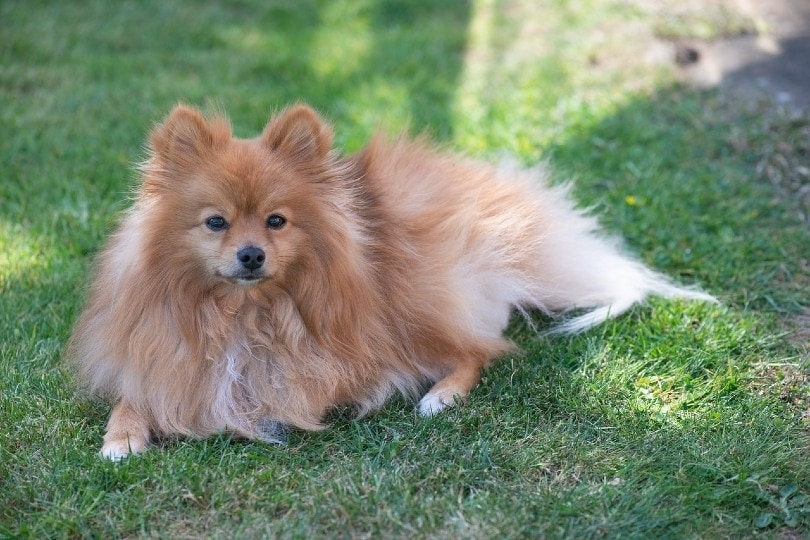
xmin=494 ymin=159 xmax=716 ymax=335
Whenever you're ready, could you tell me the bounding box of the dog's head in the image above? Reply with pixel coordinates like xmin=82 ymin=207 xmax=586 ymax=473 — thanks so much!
xmin=139 ymin=104 xmax=338 ymax=289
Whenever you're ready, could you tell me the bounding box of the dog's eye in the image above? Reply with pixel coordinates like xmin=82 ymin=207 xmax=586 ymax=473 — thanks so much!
xmin=266 ymin=214 xmax=287 ymax=230
xmin=205 ymin=215 xmax=229 ymax=231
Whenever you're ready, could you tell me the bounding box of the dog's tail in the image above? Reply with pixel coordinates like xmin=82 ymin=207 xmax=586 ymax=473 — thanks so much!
xmin=497 ymin=161 xmax=717 ymax=335
xmin=532 ymin=197 xmax=717 ymax=335
xmin=545 ymin=264 xmax=716 ymax=335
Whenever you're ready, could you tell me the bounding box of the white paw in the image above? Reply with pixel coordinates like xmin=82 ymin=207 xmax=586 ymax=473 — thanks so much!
xmin=100 ymin=438 xmax=147 ymax=461
xmin=418 ymin=391 xmax=458 ymax=417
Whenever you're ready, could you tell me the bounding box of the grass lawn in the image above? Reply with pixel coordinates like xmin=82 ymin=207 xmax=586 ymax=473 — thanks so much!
xmin=1 ymin=0 xmax=808 ymax=537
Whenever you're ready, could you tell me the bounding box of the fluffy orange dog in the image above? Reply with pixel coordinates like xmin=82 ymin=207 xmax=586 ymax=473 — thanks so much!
xmin=69 ymin=104 xmax=712 ymax=459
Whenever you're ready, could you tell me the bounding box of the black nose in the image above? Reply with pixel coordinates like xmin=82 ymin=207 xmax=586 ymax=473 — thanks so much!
xmin=236 ymin=246 xmax=265 ymax=270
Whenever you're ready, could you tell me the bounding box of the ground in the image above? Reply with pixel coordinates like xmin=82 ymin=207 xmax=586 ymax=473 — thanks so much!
xmin=670 ymin=0 xmax=810 ymax=359
xmin=678 ymin=0 xmax=810 ymax=109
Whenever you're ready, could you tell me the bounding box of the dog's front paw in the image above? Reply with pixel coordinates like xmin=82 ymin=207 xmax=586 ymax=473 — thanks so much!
xmin=417 ymin=391 xmax=461 ymax=417
xmin=100 ymin=436 xmax=147 ymax=461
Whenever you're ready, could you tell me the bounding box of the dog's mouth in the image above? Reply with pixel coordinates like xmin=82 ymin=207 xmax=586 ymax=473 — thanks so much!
xmin=235 ymin=272 xmax=268 ymax=286
xmin=236 ymin=276 xmax=266 ymax=286
xmin=217 ymin=270 xmax=269 ymax=286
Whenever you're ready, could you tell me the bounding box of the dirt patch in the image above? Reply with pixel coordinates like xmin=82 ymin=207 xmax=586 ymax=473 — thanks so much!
xmin=675 ymin=0 xmax=810 ymax=110
xmin=787 ymin=309 xmax=810 ymax=350
xmin=751 ymin=359 xmax=810 ymax=427
xmin=748 ymin=110 xmax=810 ymax=222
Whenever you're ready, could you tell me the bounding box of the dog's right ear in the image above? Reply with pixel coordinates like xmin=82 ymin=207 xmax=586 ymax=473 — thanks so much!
xmin=149 ymin=104 xmax=230 ymax=166
xmin=261 ymin=105 xmax=333 ymax=163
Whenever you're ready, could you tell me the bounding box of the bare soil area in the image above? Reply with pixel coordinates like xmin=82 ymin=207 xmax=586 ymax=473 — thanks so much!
xmin=677 ymin=0 xmax=810 ymax=110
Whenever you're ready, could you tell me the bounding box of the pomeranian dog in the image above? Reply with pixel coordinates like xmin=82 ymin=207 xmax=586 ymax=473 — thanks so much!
xmin=69 ymin=103 xmax=713 ymax=460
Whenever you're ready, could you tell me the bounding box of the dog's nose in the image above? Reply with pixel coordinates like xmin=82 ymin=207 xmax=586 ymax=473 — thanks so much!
xmin=236 ymin=246 xmax=265 ymax=270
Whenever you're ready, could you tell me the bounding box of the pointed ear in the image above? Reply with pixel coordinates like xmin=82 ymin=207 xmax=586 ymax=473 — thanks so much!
xmin=261 ymin=105 xmax=333 ymax=161
xmin=149 ymin=104 xmax=230 ymax=163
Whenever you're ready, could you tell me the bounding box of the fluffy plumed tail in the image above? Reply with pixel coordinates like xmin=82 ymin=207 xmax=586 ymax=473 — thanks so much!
xmin=547 ymin=267 xmax=716 ymax=335
xmin=493 ymin=159 xmax=717 ymax=335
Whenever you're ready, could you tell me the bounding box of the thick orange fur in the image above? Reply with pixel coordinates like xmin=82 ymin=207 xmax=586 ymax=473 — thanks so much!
xmin=68 ymin=104 xmax=713 ymax=459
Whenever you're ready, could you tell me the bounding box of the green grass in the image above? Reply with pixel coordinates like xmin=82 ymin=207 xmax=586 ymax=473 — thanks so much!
xmin=2 ymin=0 xmax=808 ymax=537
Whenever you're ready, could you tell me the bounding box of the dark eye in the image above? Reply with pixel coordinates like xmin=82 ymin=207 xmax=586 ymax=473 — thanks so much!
xmin=266 ymin=214 xmax=287 ymax=230
xmin=205 ymin=215 xmax=229 ymax=231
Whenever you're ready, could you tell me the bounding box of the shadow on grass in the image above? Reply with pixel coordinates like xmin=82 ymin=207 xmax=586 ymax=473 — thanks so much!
xmin=546 ymin=87 xmax=809 ymax=314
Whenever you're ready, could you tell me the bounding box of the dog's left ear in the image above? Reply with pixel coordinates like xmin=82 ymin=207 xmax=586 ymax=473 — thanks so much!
xmin=261 ymin=105 xmax=333 ymax=162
